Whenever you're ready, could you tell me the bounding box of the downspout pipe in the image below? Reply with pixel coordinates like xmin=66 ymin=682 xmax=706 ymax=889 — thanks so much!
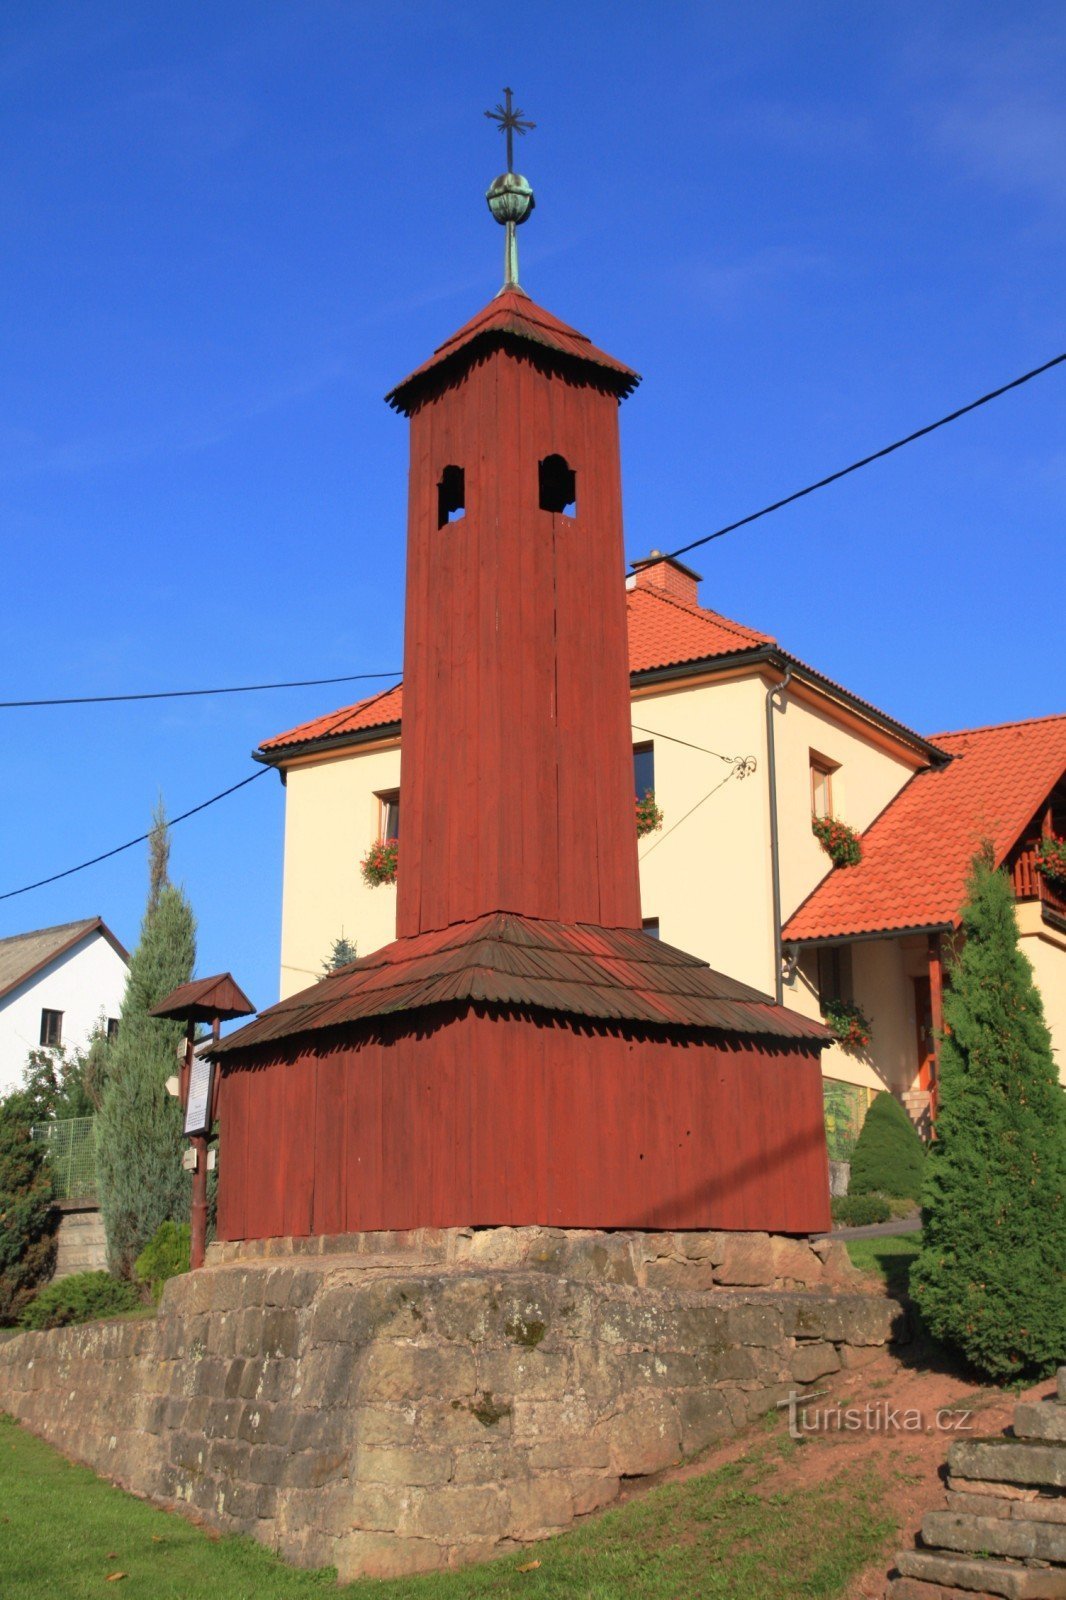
xmin=765 ymin=666 xmax=794 ymax=1004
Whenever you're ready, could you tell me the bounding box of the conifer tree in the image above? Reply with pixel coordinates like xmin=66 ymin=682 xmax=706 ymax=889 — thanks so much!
xmin=0 ymin=1092 xmax=59 ymax=1323
xmin=913 ymin=849 xmax=1066 ymax=1379
xmin=848 ymin=1090 xmax=926 ymax=1200
xmin=96 ymin=804 xmax=196 ymax=1277
xmin=322 ymin=933 xmax=357 ymax=974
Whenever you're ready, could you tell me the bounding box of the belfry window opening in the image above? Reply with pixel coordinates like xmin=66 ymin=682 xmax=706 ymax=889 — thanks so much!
xmin=539 ymin=453 xmax=576 ymax=516
xmin=437 ymin=465 xmax=466 ymax=527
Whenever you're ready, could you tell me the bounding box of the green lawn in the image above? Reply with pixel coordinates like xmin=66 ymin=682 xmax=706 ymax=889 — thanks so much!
xmin=846 ymin=1232 xmax=922 ymax=1299
xmin=0 ymin=1411 xmax=895 ymax=1600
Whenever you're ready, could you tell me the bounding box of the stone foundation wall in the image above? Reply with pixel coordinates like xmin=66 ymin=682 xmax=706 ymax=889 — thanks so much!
xmin=0 ymin=1227 xmax=906 ymax=1581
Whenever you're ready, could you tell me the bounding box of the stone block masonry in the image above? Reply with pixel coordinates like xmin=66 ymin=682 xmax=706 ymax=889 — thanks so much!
xmin=0 ymin=1226 xmax=906 ymax=1581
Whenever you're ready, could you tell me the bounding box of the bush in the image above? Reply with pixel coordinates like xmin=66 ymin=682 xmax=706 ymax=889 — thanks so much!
xmin=0 ymin=1095 xmax=59 ymax=1325
xmin=886 ymin=1195 xmax=919 ymax=1219
xmin=134 ymin=1220 xmax=190 ymax=1302
xmin=849 ymin=1091 xmax=926 ymax=1200
xmin=831 ymin=1195 xmax=890 ymax=1227
xmin=20 ymin=1270 xmax=140 ymax=1330
xmin=913 ymin=852 xmax=1066 ymax=1380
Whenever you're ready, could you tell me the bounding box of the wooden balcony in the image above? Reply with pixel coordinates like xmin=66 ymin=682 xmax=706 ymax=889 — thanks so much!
xmin=1010 ymin=843 xmax=1066 ymax=929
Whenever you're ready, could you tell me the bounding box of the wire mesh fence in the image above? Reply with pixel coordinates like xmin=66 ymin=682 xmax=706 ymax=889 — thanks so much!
xmin=30 ymin=1116 xmax=98 ymax=1202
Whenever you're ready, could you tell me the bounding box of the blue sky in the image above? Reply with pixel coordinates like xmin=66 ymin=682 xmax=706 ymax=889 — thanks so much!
xmin=1 ymin=2 xmax=1063 ymax=1011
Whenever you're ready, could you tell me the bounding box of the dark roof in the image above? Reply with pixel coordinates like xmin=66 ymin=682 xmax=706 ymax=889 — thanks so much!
xmin=149 ymin=973 xmax=256 ymax=1023
xmin=784 ymin=713 xmax=1066 ymax=942
xmin=0 ymin=917 xmax=128 ymax=1004
xmin=385 ymin=287 xmax=641 ymax=415
xmin=213 ymin=911 xmax=828 ymax=1058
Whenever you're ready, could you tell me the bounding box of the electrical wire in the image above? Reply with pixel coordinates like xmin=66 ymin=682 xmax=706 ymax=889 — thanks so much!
xmin=638 ymin=767 xmax=740 ymax=860
xmin=7 ymin=353 xmax=1063 ymax=709
xmin=0 ymin=670 xmax=402 ymax=710
xmin=630 ymin=722 xmax=737 ymax=764
xmin=0 ymin=769 xmax=271 ymax=902
xmin=657 ymin=350 xmax=1066 ymax=565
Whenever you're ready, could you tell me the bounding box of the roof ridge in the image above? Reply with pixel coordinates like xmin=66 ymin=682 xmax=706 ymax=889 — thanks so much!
xmin=929 ymin=710 xmax=1066 ymax=741
xmin=0 ymin=916 xmax=99 ymax=948
xmin=632 ymin=583 xmax=772 ymax=644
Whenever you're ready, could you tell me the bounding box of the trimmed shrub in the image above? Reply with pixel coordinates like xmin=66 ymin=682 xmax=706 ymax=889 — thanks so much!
xmin=913 ymin=851 xmax=1066 ymax=1380
xmin=20 ymin=1270 xmax=140 ymax=1330
xmin=0 ymin=1094 xmax=59 ymax=1325
xmin=134 ymin=1220 xmax=190 ymax=1303
xmin=849 ymin=1091 xmax=926 ymax=1200
xmin=831 ymin=1195 xmax=890 ymax=1227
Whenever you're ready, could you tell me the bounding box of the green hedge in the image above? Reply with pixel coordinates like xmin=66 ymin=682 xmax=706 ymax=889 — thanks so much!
xmin=20 ymin=1271 xmax=141 ymax=1331
xmin=134 ymin=1221 xmax=189 ymax=1304
xmin=831 ymin=1195 xmax=890 ymax=1227
xmin=849 ymin=1091 xmax=926 ymax=1200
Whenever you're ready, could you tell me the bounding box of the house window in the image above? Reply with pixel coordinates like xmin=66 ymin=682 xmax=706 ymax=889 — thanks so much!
xmin=642 ymin=917 xmax=660 ymax=939
xmin=40 ymin=1009 xmax=63 ymax=1048
xmin=377 ymin=790 xmax=400 ymax=842
xmin=538 ymin=453 xmax=576 ymax=515
xmin=437 ymin=465 xmax=465 ymax=527
xmin=633 ymin=742 xmax=655 ymax=802
xmin=817 ymin=945 xmax=853 ymax=1006
xmin=106 ymin=1018 xmax=120 ymax=1043
xmin=810 ymin=753 xmax=838 ymax=818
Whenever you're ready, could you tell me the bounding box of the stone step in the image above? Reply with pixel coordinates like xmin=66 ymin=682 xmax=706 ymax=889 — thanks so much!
xmin=945 ymin=1491 xmax=1066 ymax=1526
xmin=923 ymin=1509 xmax=1066 ymax=1564
xmin=949 ymin=1477 xmax=1041 ymax=1503
xmin=898 ymin=1548 xmax=1066 ymax=1598
xmin=950 ymin=1438 xmax=1066 ymax=1491
xmin=1016 ymin=1404 xmax=1066 ymax=1445
xmin=888 ymin=1579 xmax=1018 ymax=1600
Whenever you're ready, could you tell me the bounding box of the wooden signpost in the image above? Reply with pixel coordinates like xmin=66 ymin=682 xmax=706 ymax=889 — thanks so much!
xmin=149 ymin=974 xmax=254 ymax=1268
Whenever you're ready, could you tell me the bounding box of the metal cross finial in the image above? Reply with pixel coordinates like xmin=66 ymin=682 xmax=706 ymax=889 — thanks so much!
xmin=485 ymin=87 xmax=535 ymax=175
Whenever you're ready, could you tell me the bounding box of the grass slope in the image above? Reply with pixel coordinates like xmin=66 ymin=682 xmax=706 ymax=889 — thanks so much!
xmin=846 ymin=1234 xmax=922 ymax=1300
xmin=0 ymin=1412 xmax=894 ymax=1600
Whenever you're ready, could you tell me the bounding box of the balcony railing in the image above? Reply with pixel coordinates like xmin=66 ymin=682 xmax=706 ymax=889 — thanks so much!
xmin=1010 ymin=844 xmax=1066 ymax=926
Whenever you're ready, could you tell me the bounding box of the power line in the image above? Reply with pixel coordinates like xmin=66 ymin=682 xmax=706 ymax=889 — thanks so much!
xmin=6 ymin=353 xmax=1062 ymax=711
xmin=631 ymin=722 xmax=737 ymax=765
xmin=0 ymin=768 xmax=271 ymax=902
xmin=638 ymin=767 xmax=740 ymax=860
xmin=0 ymin=670 xmax=402 ymax=710
xmin=658 ymin=349 xmax=1066 ymax=565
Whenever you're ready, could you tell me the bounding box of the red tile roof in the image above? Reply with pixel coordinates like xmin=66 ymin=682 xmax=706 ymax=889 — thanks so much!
xmin=385 ymin=287 xmax=640 ymax=414
xmin=259 ymin=588 xmax=773 ymax=756
xmin=784 ymin=713 xmax=1066 ymax=942
xmin=213 ymin=911 xmax=828 ymax=1056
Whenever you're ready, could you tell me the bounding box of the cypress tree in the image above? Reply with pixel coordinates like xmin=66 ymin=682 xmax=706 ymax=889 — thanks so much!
xmin=913 ymin=849 xmax=1066 ymax=1379
xmin=96 ymin=805 xmax=196 ymax=1277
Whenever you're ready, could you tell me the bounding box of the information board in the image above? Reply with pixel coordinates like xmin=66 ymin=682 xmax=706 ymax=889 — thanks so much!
xmin=183 ymin=1054 xmax=215 ymax=1137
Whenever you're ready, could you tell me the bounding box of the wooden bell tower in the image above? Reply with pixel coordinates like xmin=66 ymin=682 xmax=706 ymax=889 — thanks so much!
xmin=388 ymin=287 xmax=643 ymax=936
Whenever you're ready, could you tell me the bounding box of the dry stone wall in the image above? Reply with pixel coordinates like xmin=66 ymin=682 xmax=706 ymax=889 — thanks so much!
xmin=0 ymin=1226 xmax=906 ymax=1581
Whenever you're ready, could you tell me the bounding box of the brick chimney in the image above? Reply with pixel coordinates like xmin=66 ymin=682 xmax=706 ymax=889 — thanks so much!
xmin=629 ymin=550 xmax=702 ymax=605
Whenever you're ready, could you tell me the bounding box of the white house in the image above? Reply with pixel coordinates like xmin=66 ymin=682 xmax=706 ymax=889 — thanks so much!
xmin=0 ymin=918 xmax=129 ymax=1097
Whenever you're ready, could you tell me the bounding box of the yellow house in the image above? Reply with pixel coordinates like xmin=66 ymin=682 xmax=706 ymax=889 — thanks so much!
xmin=257 ymin=552 xmax=1066 ymax=1141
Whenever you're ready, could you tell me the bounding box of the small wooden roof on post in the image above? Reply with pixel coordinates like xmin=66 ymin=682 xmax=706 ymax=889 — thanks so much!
xmin=149 ymin=973 xmax=255 ymax=1024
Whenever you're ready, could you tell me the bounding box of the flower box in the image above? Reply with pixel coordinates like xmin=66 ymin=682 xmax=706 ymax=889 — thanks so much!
xmin=361 ymin=838 xmax=398 ymax=888
xmin=812 ymin=814 xmax=862 ymax=868
xmin=823 ymin=998 xmax=872 ymax=1052
xmin=636 ymin=789 xmax=664 ymax=838
xmin=1035 ymin=835 xmax=1066 ymax=888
